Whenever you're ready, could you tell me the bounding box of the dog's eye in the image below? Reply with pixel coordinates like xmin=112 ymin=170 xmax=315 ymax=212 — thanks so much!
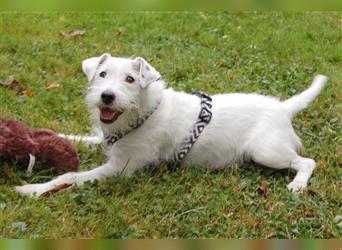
xmin=99 ymin=71 xmax=107 ymax=78
xmin=126 ymin=76 xmax=135 ymax=83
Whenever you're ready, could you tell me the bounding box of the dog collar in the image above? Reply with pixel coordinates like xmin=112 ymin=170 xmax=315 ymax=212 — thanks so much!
xmin=103 ymin=99 xmax=161 ymax=147
xmin=173 ymin=91 xmax=212 ymax=162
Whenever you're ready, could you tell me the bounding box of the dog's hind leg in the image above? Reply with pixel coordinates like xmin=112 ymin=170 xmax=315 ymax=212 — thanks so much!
xmin=286 ymin=156 xmax=316 ymax=192
xmin=247 ymin=138 xmax=316 ymax=193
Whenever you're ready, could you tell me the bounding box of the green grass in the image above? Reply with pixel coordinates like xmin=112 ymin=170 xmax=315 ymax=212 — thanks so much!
xmin=0 ymin=12 xmax=341 ymax=239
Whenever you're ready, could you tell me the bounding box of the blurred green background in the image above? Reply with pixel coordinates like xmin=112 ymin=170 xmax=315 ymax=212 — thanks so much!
xmin=0 ymin=0 xmax=342 ymax=10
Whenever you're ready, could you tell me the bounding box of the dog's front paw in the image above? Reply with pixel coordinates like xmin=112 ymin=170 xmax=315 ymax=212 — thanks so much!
xmin=287 ymin=181 xmax=307 ymax=193
xmin=15 ymin=184 xmax=47 ymax=197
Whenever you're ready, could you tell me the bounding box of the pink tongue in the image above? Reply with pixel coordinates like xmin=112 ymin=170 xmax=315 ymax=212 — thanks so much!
xmin=100 ymin=108 xmax=115 ymax=121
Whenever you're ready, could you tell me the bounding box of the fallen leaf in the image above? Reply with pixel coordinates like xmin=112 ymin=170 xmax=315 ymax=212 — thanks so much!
xmin=304 ymin=210 xmax=315 ymax=218
xmin=41 ymin=183 xmax=73 ymax=197
xmin=116 ymin=27 xmax=124 ymax=36
xmin=218 ymin=62 xmax=226 ymax=68
xmin=22 ymin=90 xmax=35 ymax=97
xmin=306 ymin=190 xmax=317 ymax=197
xmin=258 ymin=182 xmax=268 ymax=194
xmin=46 ymin=82 xmax=61 ymax=90
xmin=11 ymin=80 xmax=26 ymax=94
xmin=60 ymin=29 xmax=86 ymax=39
xmin=0 ymin=76 xmax=27 ymax=95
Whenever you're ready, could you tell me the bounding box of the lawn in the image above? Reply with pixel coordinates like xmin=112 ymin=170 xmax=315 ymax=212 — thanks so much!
xmin=0 ymin=12 xmax=341 ymax=239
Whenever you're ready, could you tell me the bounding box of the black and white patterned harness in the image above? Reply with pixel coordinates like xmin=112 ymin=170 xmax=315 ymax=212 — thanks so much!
xmin=103 ymin=91 xmax=213 ymax=163
xmin=172 ymin=91 xmax=212 ymax=162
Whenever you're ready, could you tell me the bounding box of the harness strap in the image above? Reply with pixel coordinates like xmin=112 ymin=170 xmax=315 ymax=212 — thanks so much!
xmin=173 ymin=91 xmax=212 ymax=162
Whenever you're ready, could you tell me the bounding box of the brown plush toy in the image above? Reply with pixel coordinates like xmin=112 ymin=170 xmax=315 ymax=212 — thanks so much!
xmin=0 ymin=119 xmax=79 ymax=172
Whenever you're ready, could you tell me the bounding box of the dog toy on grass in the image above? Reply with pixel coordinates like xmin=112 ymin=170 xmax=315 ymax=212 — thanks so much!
xmin=0 ymin=119 xmax=79 ymax=172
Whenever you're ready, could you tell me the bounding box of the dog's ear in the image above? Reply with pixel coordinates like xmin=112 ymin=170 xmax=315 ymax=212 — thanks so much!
xmin=132 ymin=57 xmax=161 ymax=88
xmin=82 ymin=53 xmax=111 ymax=81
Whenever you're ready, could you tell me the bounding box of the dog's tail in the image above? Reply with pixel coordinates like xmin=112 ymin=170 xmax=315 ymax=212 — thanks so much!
xmin=58 ymin=127 xmax=104 ymax=146
xmin=282 ymin=75 xmax=328 ymax=118
xmin=58 ymin=134 xmax=103 ymax=145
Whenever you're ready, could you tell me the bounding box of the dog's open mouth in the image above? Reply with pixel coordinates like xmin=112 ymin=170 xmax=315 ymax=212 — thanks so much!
xmin=99 ymin=107 xmax=123 ymax=123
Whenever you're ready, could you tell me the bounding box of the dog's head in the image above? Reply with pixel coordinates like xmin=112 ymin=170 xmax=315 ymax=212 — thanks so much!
xmin=83 ymin=53 xmax=162 ymax=125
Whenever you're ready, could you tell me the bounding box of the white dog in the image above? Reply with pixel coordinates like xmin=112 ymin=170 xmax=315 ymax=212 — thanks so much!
xmin=15 ymin=53 xmax=328 ymax=197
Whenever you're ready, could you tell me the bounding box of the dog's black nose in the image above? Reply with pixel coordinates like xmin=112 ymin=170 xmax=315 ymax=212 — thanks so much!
xmin=101 ymin=91 xmax=115 ymax=104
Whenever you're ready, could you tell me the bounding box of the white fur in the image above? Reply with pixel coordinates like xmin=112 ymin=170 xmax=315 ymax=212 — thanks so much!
xmin=15 ymin=54 xmax=328 ymax=197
